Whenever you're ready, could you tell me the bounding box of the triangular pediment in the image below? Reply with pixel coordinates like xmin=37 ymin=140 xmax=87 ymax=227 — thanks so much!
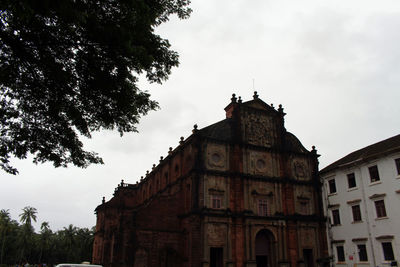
xmin=243 ymin=98 xmax=277 ymax=113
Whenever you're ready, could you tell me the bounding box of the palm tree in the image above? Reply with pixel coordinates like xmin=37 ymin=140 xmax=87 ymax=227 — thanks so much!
xmin=18 ymin=206 xmax=38 ymax=263
xmin=76 ymin=227 xmax=94 ymax=262
xmin=39 ymin=221 xmax=52 ymax=263
xmin=62 ymin=224 xmax=78 ymax=262
xmin=19 ymin=206 xmax=37 ymax=226
xmin=0 ymin=209 xmax=11 ymax=264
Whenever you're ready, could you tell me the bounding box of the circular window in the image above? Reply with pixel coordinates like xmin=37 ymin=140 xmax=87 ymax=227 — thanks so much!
xmin=256 ymin=159 xmax=266 ymax=170
xmin=211 ymin=153 xmax=221 ymax=163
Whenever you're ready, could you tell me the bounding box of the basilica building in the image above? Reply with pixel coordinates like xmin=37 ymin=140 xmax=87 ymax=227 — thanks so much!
xmin=92 ymin=93 xmax=329 ymax=267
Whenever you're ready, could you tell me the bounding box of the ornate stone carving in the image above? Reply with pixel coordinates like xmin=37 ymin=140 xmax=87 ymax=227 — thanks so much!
xmin=249 ymin=152 xmax=269 ymax=175
xmin=206 ymin=144 xmax=226 ymax=170
xmin=293 ymin=160 xmax=309 ymax=180
xmin=300 ymin=229 xmax=315 ymax=247
xmin=207 ymin=223 xmax=226 ymax=246
xmin=243 ymin=113 xmax=273 ymax=146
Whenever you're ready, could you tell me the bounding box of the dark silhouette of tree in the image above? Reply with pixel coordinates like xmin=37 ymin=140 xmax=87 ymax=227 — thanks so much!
xmin=19 ymin=206 xmax=37 ymax=226
xmin=61 ymin=224 xmax=78 ymax=262
xmin=18 ymin=206 xmax=37 ymax=263
xmin=38 ymin=221 xmax=52 ymax=264
xmin=0 ymin=0 xmax=191 ymax=174
xmin=0 ymin=210 xmax=19 ymax=265
xmin=0 ymin=207 xmax=96 ymax=264
xmin=0 ymin=209 xmax=11 ymax=264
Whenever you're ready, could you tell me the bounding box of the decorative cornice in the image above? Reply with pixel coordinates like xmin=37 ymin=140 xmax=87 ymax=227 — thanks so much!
xmin=347 ymin=199 xmax=361 ymax=205
xmin=297 ymin=195 xmax=311 ymax=201
xmin=331 ymin=239 xmax=345 ymax=244
xmin=352 ymin=237 xmax=368 ymax=242
xmin=369 ymin=193 xmax=386 ymax=200
xmin=208 ymin=188 xmax=225 ymax=194
xmin=328 ymin=204 xmax=340 ymax=209
xmin=376 ymin=235 xmax=394 ymax=240
xmin=251 ymin=190 xmax=273 ymax=197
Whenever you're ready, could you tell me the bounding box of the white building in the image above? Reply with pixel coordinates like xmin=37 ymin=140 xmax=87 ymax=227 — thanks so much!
xmin=320 ymin=134 xmax=400 ymax=267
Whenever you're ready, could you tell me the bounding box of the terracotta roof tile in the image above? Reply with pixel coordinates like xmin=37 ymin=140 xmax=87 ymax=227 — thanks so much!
xmin=320 ymin=134 xmax=400 ymax=174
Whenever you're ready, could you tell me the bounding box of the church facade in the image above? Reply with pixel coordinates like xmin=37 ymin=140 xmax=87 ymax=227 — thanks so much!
xmin=92 ymin=93 xmax=329 ymax=267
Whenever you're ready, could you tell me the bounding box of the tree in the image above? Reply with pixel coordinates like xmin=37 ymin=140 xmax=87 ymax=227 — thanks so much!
xmin=75 ymin=227 xmax=94 ymax=262
xmin=0 ymin=211 xmax=19 ymax=265
xmin=38 ymin=221 xmax=52 ymax=263
xmin=18 ymin=206 xmax=37 ymax=262
xmin=61 ymin=224 xmax=78 ymax=262
xmin=0 ymin=209 xmax=11 ymax=264
xmin=19 ymin=206 xmax=37 ymax=226
xmin=0 ymin=0 xmax=191 ymax=174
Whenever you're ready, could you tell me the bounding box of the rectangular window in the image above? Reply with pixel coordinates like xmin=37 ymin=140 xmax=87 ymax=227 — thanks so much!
xmin=336 ymin=245 xmax=345 ymax=262
xmin=374 ymin=200 xmax=387 ymax=218
xmin=211 ymin=195 xmax=222 ymax=209
xmin=258 ymin=199 xmax=268 ymax=216
xmin=332 ymin=209 xmax=341 ymax=225
xmin=382 ymin=242 xmax=395 ymax=261
xmin=369 ymin=165 xmax=380 ymax=183
xmin=347 ymin=173 xmax=357 ymax=188
xmin=328 ymin=179 xmax=337 ymax=194
xmin=357 ymin=244 xmax=368 ymax=262
xmin=395 ymin=158 xmax=400 ymax=175
xmin=352 ymin=205 xmax=362 ymax=222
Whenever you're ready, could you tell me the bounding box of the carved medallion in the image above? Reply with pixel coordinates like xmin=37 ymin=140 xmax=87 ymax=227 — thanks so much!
xmin=207 ymin=144 xmax=226 ymax=170
xmin=256 ymin=159 xmax=266 ymax=172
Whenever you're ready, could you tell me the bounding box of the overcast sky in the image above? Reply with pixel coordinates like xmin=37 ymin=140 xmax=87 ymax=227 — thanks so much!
xmin=1 ymin=0 xmax=400 ymax=231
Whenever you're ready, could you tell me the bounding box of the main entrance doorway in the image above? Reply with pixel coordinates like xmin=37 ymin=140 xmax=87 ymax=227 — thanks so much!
xmin=255 ymin=230 xmax=275 ymax=267
xmin=210 ymin=247 xmax=223 ymax=267
xmin=303 ymin=249 xmax=314 ymax=267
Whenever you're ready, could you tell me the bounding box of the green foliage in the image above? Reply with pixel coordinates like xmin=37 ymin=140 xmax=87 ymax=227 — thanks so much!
xmin=0 ymin=207 xmax=95 ymax=265
xmin=0 ymin=0 xmax=191 ymax=174
xmin=19 ymin=206 xmax=37 ymax=226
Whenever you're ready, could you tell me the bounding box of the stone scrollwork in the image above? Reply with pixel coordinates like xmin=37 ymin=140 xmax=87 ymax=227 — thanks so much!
xmin=250 ymin=152 xmax=268 ymax=174
xmin=293 ymin=160 xmax=307 ymax=179
xmin=207 ymin=145 xmax=226 ymax=169
xmin=243 ymin=113 xmax=273 ymax=146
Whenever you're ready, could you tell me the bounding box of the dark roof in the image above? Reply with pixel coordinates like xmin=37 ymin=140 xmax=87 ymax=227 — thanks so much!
xmin=320 ymin=134 xmax=400 ymax=174
xmin=197 ymin=118 xmax=309 ymax=154
xmin=284 ymin=132 xmax=309 ymax=153
xmin=198 ymin=118 xmax=234 ymax=142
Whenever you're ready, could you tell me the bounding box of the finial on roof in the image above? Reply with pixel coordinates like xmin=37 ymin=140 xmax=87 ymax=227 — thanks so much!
xmin=271 ymin=103 xmax=274 ymax=108
xmin=121 ymin=179 xmax=124 ymax=186
xmin=192 ymin=124 xmax=198 ymax=134
xmin=312 ymin=146 xmax=316 ymax=152
xmin=160 ymin=156 xmax=164 ymax=162
xmin=102 ymin=197 xmax=105 ymax=204
xmin=253 ymin=91 xmax=259 ymax=99
xmin=168 ymin=147 xmax=173 ymax=155
xmin=278 ymin=104 xmax=284 ymax=113
xmin=238 ymin=96 xmax=242 ymax=103
xmin=179 ymin=136 xmax=184 ymax=145
xmin=146 ymin=170 xmax=149 ymax=175
xmin=140 ymin=176 xmax=143 ymax=181
xmin=231 ymin=93 xmax=237 ymax=103
xmin=152 ymin=164 xmax=156 ymax=170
